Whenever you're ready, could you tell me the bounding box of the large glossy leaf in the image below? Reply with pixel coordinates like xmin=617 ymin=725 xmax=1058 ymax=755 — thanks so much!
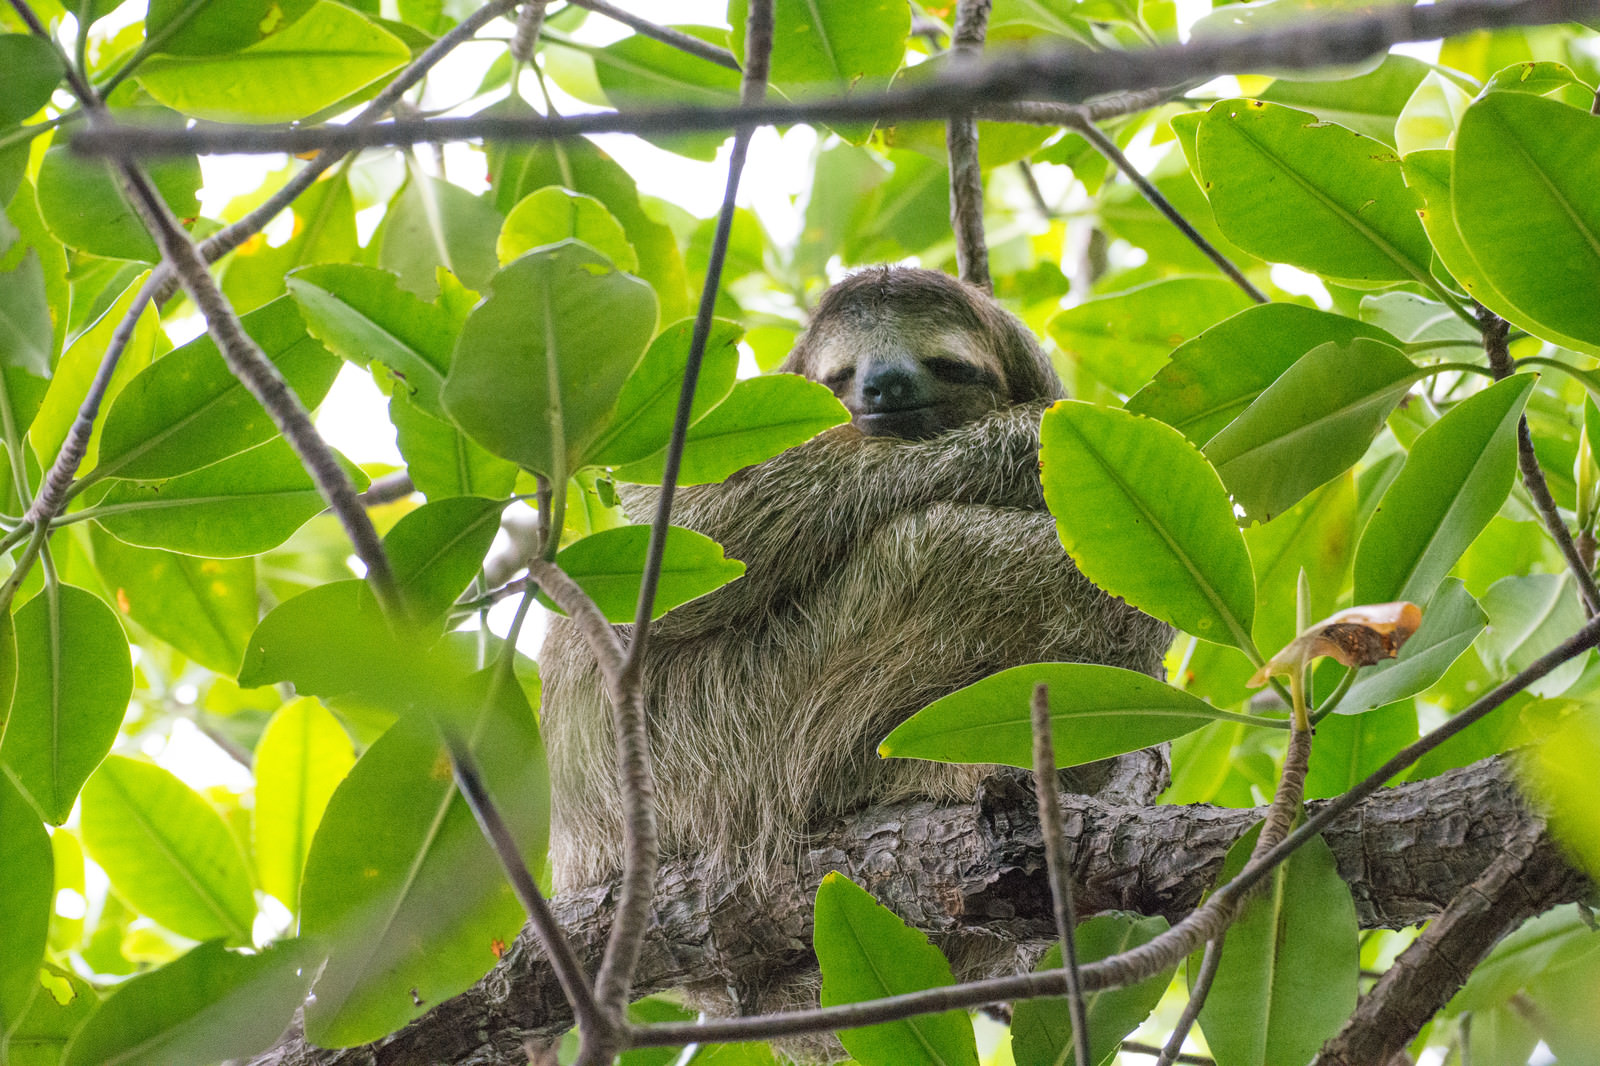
xmin=224 ymin=177 xmax=359 ymax=315
xmin=1394 ymin=70 xmax=1474 ymax=156
xmin=1354 ymin=375 xmax=1533 ymax=605
xmin=1454 ymin=92 xmax=1600 ymax=351
xmin=300 ymin=665 xmax=547 ymax=1047
xmin=1244 ymin=473 xmax=1358 ymax=666
xmin=61 ymin=940 xmax=312 ymax=1066
xmin=549 ymin=524 xmax=745 ymax=623
xmin=389 ymin=392 xmax=518 ymax=500
xmin=0 ymin=585 xmax=132 ymax=824
xmin=441 ymin=240 xmax=657 ymax=482
xmin=730 ymin=0 xmax=906 ymax=126
xmin=8 ymin=964 xmax=97 ymax=1064
xmin=1338 ymin=579 xmax=1485 ymax=714
xmin=383 ymin=496 xmax=506 ymax=622
xmin=97 ymin=296 xmax=340 ymax=481
xmin=497 ymin=187 xmax=638 ymax=270
xmin=586 ymin=25 xmax=742 ymax=159
xmin=135 ymin=1 xmax=410 ymax=123
xmin=29 ymin=275 xmax=159 ymax=472
xmin=80 ymin=757 xmax=256 ymax=944
xmin=0 ymin=249 xmax=51 ymax=379
xmin=1050 ymin=278 xmax=1255 ymax=396
xmin=1196 ymin=826 xmax=1359 ymax=1066
xmin=0 ymin=772 xmax=51 ymax=1037
xmin=1304 ymin=702 xmax=1419 ymax=800
xmin=1011 ymin=913 xmax=1173 ymax=1066
xmin=374 ymin=173 xmax=502 ymax=300
xmin=1203 ymin=338 xmax=1420 ymax=522
xmin=254 ymin=698 xmax=355 ymax=912
xmin=1041 ymin=401 xmax=1256 ymax=650
xmin=35 ymin=135 xmax=200 ymax=262
xmin=1128 ymin=303 xmax=1399 ymax=446
xmin=813 ymin=873 xmax=977 ymax=1066
xmin=143 ymin=0 xmax=287 ymax=55
xmin=881 ymin=663 xmax=1265 ymax=769
xmin=1195 ymin=99 xmax=1433 ymax=283
xmin=611 ymin=374 xmax=849 ymax=485
xmin=89 ymin=527 xmax=256 ymax=674
xmin=94 ymin=438 xmax=369 ymax=557
xmin=238 ymin=580 xmax=413 ymax=703
xmin=285 ymin=265 xmax=456 ymax=418
xmin=585 ymin=318 xmax=742 ymax=469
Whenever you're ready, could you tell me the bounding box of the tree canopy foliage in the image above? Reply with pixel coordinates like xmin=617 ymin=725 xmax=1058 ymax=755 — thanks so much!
xmin=1 ymin=0 xmax=1599 ymax=1064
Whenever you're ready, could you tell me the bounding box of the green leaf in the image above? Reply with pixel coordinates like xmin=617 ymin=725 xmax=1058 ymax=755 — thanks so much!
xmin=8 ymin=964 xmax=98 ymax=1064
xmin=254 ymin=698 xmax=355 ymax=911
xmin=0 ymin=772 xmax=51 ymax=1037
xmin=1338 ymin=579 xmax=1485 ymax=714
xmin=135 ymin=1 xmax=410 ymax=122
xmin=35 ymin=128 xmax=201 ymax=261
xmin=0 ymin=34 xmax=63 ymax=125
xmin=1128 ymin=302 xmax=1399 ymax=446
xmin=1450 ymin=905 xmax=1600 ymax=1015
xmin=1521 ymin=695 xmax=1600 ymax=879
xmin=881 ymin=663 xmax=1262 ymax=768
xmin=238 ymin=580 xmax=403 ymax=698
xmin=586 ymin=318 xmax=743 ymax=468
xmin=1049 ymin=278 xmax=1255 ymax=396
xmin=1395 ymin=70 xmax=1474 ymax=156
xmin=94 ymin=438 xmax=369 ymax=557
xmin=1244 ymin=472 xmax=1358 ymax=660
xmin=1454 ymin=92 xmax=1600 ymax=351
xmin=1354 ymin=374 xmax=1534 ymax=605
xmin=1479 ymin=572 xmax=1588 ymax=698
xmin=224 ymin=177 xmax=359 ymax=314
xmin=1011 ymin=913 xmax=1174 ymax=1066
xmin=0 ymin=585 xmax=132 ymax=825
xmin=547 ymin=524 xmax=745 ymax=623
xmin=498 ymin=187 xmax=638 ymax=271
xmin=375 ymin=172 xmax=502 ymax=300
xmin=384 ymin=495 xmax=506 ymax=622
xmin=144 ymin=0 xmax=292 ymax=56
xmin=1202 ymin=337 xmax=1420 ymax=522
xmin=813 ymin=872 xmax=977 ymax=1066
xmin=1257 ymin=54 xmax=1432 ymax=143
xmin=441 ymin=240 xmax=658 ymax=481
xmin=1304 ymin=702 xmax=1418 ymax=799
xmin=389 ymin=391 xmax=518 ymax=499
xmin=587 ymin=26 xmax=743 ymax=159
xmin=62 ymin=939 xmax=312 ymax=1066
xmin=29 ymin=275 xmax=160 ymax=473
xmin=0 ymin=248 xmax=53 ymax=378
xmin=1195 ymin=99 xmax=1433 ymax=283
xmin=1196 ymin=826 xmax=1359 ymax=1066
xmin=80 ymin=756 xmax=256 ymax=944
xmin=300 ymin=667 xmax=547 ymax=1047
xmin=610 ymin=374 xmax=849 ymax=486
xmin=98 ymin=295 xmax=341 ymax=480
xmin=90 ymin=526 xmax=256 ymax=674
xmin=1041 ymin=401 xmax=1256 ymax=650
xmin=483 ymin=110 xmax=690 ymax=322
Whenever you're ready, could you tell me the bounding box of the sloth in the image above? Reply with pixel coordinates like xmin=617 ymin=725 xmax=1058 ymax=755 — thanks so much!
xmin=539 ymin=266 xmax=1172 ymax=1042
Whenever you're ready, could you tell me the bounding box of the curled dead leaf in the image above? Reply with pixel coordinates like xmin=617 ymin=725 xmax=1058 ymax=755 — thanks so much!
xmin=1248 ymin=601 xmax=1422 ymax=687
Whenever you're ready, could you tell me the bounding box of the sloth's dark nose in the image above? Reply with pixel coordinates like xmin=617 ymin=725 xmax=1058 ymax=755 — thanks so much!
xmin=858 ymin=363 xmax=924 ymax=411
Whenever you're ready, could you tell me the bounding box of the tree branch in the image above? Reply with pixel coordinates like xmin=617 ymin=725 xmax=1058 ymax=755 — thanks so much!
xmin=1032 ymin=683 xmax=1090 ymax=1066
xmin=564 ymin=0 xmax=740 ymax=69
xmin=245 ymin=757 xmax=1587 ymax=1066
xmin=74 ymin=0 xmax=1599 ymax=160
xmin=947 ymin=0 xmax=992 ymax=291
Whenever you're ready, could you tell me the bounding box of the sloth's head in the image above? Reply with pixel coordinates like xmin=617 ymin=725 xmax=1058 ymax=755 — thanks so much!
xmin=780 ymin=266 xmax=1063 ymax=440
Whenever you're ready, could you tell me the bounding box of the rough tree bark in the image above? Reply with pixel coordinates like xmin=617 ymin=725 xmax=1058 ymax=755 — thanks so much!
xmin=249 ymin=755 xmax=1588 ymax=1066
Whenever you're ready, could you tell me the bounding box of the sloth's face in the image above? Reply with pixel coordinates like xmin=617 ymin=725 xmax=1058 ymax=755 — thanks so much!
xmin=809 ymin=324 xmax=1006 ymax=440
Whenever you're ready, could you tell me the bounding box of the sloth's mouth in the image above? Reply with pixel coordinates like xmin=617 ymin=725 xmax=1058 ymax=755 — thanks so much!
xmin=856 ymin=405 xmax=941 ymax=439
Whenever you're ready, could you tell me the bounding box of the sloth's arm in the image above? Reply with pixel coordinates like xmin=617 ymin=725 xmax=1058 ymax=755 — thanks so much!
xmin=616 ymin=401 xmax=1051 ymax=635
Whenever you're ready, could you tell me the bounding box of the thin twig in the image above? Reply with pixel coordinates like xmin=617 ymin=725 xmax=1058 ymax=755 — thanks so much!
xmin=593 ymin=1 xmax=774 ymax=1038
xmin=24 ymin=273 xmax=161 ymax=523
xmin=630 ymin=614 xmax=1600 ymax=1048
xmin=979 ymin=88 xmax=1180 ymax=126
xmin=75 ymin=0 xmax=1600 ymax=159
xmin=1479 ymin=304 xmax=1600 ymax=615
xmin=1157 ymin=939 xmax=1222 ymax=1066
xmin=527 ymin=559 xmax=626 ymax=701
xmin=947 ymin=0 xmax=992 ymax=292
xmin=1031 ymin=683 xmax=1091 ymax=1066
xmin=564 ymin=0 xmax=740 ymax=69
xmin=511 ymin=0 xmax=549 ymax=64
xmin=358 ymin=470 xmax=416 ymax=507
xmin=1016 ymin=160 xmax=1055 ymax=222
xmin=1128 ymin=1041 xmax=1214 ymax=1065
xmin=1068 ymin=119 xmax=1267 ymax=303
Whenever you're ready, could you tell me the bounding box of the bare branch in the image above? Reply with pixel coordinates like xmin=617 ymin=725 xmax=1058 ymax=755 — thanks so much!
xmin=526 ymin=559 xmax=626 ymax=702
xmin=358 ymin=471 xmax=417 ymax=507
xmin=947 ymin=0 xmax=992 ymax=291
xmin=74 ymin=0 xmax=1600 ymax=160
xmin=511 ymin=1 xmax=549 ymax=64
xmin=1479 ymin=303 xmax=1600 ymax=615
xmin=1157 ymin=939 xmax=1222 ymax=1066
xmin=1031 ymin=683 xmax=1091 ymax=1066
xmin=565 ymin=0 xmax=740 ymax=69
